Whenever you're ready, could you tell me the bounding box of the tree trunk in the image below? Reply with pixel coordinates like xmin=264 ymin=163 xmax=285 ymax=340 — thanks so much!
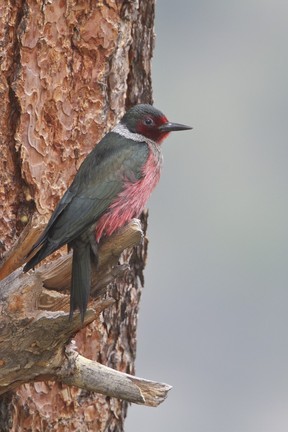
xmin=0 ymin=1 xmax=167 ymax=431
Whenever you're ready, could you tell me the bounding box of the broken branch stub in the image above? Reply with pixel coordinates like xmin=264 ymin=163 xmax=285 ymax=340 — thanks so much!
xmin=61 ymin=344 xmax=172 ymax=407
xmin=0 ymin=219 xmax=172 ymax=406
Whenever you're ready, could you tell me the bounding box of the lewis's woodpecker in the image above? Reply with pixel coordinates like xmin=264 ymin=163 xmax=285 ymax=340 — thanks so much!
xmin=24 ymin=104 xmax=192 ymax=321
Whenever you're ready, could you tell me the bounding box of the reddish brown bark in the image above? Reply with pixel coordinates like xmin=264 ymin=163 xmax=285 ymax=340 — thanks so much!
xmin=0 ymin=0 xmax=155 ymax=430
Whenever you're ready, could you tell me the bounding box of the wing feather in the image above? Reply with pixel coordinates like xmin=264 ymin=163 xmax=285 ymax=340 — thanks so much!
xmin=28 ymin=133 xmax=149 ymax=255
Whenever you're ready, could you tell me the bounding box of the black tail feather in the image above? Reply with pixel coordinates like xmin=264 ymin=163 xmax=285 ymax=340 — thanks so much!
xmin=69 ymin=241 xmax=91 ymax=322
xmin=23 ymin=240 xmax=55 ymax=272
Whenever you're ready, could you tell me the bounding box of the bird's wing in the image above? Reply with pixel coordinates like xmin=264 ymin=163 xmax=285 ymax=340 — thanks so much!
xmin=39 ymin=134 xmax=149 ymax=248
xmin=26 ymin=187 xmax=76 ymax=255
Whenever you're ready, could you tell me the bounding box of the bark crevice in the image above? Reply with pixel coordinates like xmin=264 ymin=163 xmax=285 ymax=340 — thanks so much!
xmin=0 ymin=1 xmax=158 ymax=429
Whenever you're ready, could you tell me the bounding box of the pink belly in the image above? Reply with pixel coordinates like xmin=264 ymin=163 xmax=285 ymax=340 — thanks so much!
xmin=95 ymin=153 xmax=161 ymax=241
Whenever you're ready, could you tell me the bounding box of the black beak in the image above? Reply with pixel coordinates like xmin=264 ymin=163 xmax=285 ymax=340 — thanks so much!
xmin=158 ymin=122 xmax=192 ymax=132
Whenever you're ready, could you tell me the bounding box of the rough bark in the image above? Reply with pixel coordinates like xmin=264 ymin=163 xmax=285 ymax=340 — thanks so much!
xmin=0 ymin=1 xmax=159 ymax=431
xmin=0 ymin=219 xmax=171 ymax=400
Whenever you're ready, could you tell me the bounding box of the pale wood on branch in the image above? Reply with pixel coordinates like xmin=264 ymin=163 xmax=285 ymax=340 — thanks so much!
xmin=0 ymin=214 xmax=47 ymax=281
xmin=61 ymin=343 xmax=172 ymax=407
xmin=0 ymin=219 xmax=172 ymax=406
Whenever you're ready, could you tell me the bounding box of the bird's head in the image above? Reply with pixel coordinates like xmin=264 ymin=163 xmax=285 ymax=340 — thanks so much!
xmin=121 ymin=104 xmax=192 ymax=144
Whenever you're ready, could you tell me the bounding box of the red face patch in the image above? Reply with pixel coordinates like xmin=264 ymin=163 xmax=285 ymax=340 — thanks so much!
xmin=136 ymin=114 xmax=169 ymax=143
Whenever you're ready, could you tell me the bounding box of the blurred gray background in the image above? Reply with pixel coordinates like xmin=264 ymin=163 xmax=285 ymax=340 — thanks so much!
xmin=126 ymin=1 xmax=288 ymax=431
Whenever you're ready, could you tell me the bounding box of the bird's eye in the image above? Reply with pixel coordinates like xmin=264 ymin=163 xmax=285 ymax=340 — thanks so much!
xmin=144 ymin=117 xmax=153 ymax=126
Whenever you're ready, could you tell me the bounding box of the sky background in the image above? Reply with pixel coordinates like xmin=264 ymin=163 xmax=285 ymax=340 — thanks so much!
xmin=126 ymin=1 xmax=288 ymax=431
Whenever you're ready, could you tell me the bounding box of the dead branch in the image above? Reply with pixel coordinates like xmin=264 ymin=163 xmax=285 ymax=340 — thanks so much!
xmin=0 ymin=214 xmax=48 ymax=281
xmin=61 ymin=343 xmax=172 ymax=407
xmin=0 ymin=219 xmax=172 ymax=406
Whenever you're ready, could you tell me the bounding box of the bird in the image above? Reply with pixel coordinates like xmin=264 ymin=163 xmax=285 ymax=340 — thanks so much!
xmin=23 ymin=104 xmax=192 ymax=321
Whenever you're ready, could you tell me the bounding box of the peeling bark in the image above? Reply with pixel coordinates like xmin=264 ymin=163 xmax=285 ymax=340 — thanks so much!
xmin=0 ymin=0 xmax=156 ymax=430
xmin=0 ymin=220 xmax=171 ymax=409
